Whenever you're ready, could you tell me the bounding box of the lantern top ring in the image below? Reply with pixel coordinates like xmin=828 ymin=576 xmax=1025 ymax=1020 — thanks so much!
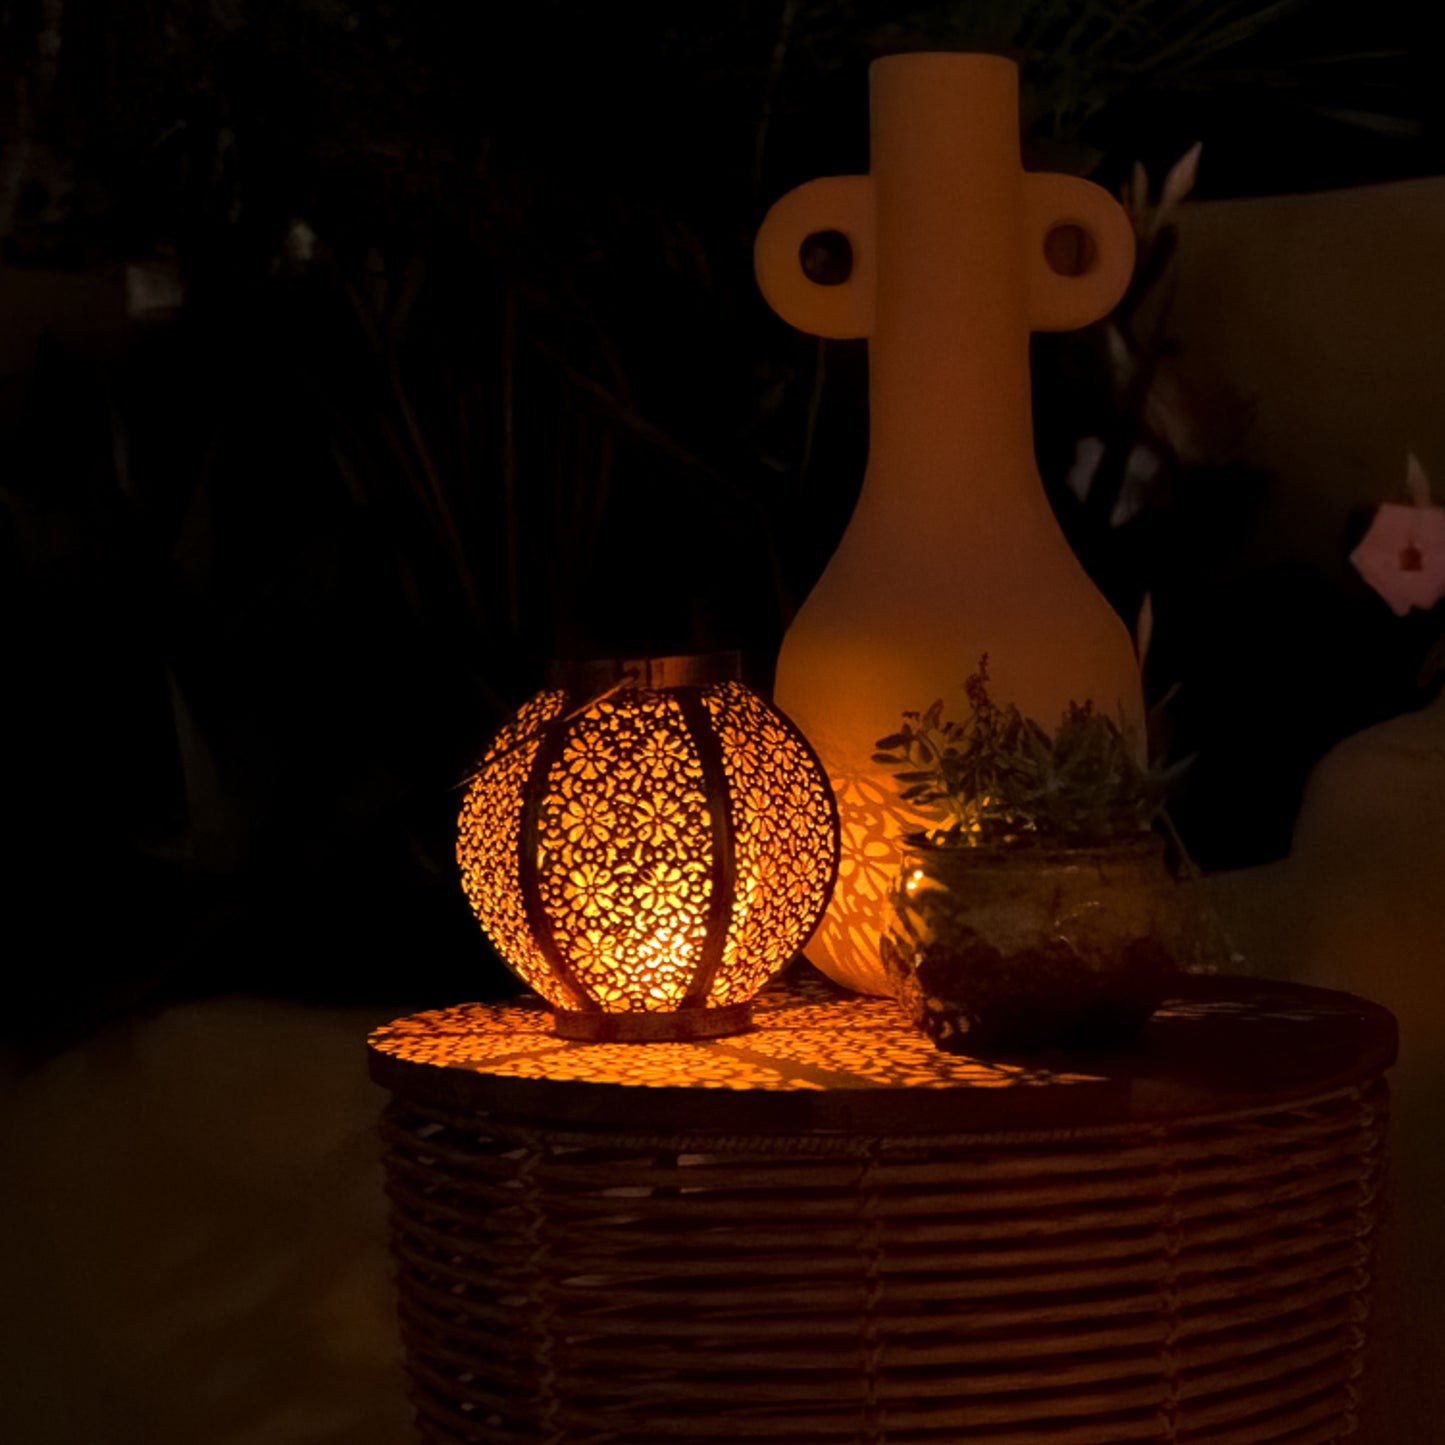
xmin=547 ymin=651 xmax=744 ymax=694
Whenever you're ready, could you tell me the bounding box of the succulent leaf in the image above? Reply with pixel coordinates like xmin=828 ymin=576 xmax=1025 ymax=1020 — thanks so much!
xmin=875 ymin=659 xmax=1178 ymax=849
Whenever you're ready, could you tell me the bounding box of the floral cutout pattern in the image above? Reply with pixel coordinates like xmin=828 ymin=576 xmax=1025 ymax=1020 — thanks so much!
xmin=536 ymin=692 xmax=714 ymax=1009
xmin=456 ymin=689 xmax=566 ymax=999
xmin=705 ymin=682 xmax=839 ymax=1007
xmin=457 ymin=678 xmax=838 ymax=1015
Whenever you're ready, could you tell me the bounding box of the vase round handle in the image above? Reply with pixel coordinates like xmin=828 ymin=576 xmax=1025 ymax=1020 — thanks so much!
xmin=753 ymin=176 xmax=876 ymax=340
xmin=758 ymin=170 xmax=1132 ymax=341
xmin=1022 ymin=173 xmax=1135 ymax=332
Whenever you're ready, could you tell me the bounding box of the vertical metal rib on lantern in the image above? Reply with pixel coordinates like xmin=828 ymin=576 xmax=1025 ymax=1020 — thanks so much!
xmin=457 ymin=653 xmax=839 ymax=1042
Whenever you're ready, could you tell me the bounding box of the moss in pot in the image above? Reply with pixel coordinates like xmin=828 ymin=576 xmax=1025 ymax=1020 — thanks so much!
xmin=875 ymin=660 xmax=1188 ymax=1054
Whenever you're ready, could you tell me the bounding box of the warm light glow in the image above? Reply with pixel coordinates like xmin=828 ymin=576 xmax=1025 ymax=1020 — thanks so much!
xmin=457 ymin=659 xmax=838 ymax=1034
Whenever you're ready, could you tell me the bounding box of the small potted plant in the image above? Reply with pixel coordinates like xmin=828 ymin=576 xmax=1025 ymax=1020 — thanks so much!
xmin=875 ymin=659 xmax=1187 ymax=1053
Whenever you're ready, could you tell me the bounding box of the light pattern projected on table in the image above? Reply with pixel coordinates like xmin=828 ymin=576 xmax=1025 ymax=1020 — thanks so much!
xmin=369 ymin=972 xmax=1107 ymax=1091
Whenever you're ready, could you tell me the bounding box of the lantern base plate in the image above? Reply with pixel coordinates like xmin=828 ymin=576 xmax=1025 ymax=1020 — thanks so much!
xmin=552 ymin=1002 xmax=753 ymax=1043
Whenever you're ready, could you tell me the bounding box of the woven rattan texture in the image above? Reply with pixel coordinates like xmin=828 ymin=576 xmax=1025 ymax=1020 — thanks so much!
xmin=380 ymin=1074 xmax=1388 ymax=1444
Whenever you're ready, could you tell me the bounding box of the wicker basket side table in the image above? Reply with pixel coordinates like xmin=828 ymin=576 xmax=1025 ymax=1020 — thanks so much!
xmin=368 ymin=970 xmax=1395 ymax=1445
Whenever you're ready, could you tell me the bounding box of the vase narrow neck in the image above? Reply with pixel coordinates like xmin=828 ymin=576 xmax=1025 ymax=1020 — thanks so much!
xmin=864 ymin=55 xmax=1039 ymax=522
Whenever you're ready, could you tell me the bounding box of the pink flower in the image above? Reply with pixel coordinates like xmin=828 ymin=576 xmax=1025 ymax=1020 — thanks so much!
xmin=1350 ymin=504 xmax=1445 ymax=617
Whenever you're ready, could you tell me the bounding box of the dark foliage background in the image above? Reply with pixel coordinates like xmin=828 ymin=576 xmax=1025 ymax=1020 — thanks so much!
xmin=2 ymin=0 xmax=1441 ymax=1055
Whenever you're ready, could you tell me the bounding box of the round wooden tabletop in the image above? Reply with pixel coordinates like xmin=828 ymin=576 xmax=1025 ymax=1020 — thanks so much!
xmin=367 ymin=966 xmax=1397 ymax=1136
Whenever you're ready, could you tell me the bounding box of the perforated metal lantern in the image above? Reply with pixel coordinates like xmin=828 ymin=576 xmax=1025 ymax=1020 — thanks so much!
xmin=457 ymin=653 xmax=839 ymax=1041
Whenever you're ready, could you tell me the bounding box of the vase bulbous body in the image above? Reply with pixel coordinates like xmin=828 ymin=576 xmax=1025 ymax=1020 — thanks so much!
xmin=755 ymin=53 xmax=1144 ymax=994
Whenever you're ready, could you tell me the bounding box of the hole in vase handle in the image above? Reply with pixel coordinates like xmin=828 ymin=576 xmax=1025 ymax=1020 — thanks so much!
xmin=800 ymin=230 xmax=853 ymax=286
xmin=1044 ymin=223 xmax=1097 ymax=277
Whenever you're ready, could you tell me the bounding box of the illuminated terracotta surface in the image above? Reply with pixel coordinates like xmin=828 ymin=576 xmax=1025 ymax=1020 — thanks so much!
xmin=456 ymin=657 xmax=838 ymax=1030
xmin=755 ymin=54 xmax=1144 ymax=994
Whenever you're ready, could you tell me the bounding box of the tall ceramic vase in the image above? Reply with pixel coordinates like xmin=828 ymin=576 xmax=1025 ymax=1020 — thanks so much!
xmin=755 ymin=53 xmax=1145 ymax=996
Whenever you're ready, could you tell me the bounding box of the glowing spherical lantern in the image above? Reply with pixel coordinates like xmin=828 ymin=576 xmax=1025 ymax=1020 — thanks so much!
xmin=457 ymin=653 xmax=839 ymax=1041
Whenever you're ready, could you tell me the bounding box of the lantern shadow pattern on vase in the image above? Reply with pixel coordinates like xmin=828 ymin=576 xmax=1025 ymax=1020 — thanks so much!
xmin=457 ymin=665 xmax=839 ymax=1034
